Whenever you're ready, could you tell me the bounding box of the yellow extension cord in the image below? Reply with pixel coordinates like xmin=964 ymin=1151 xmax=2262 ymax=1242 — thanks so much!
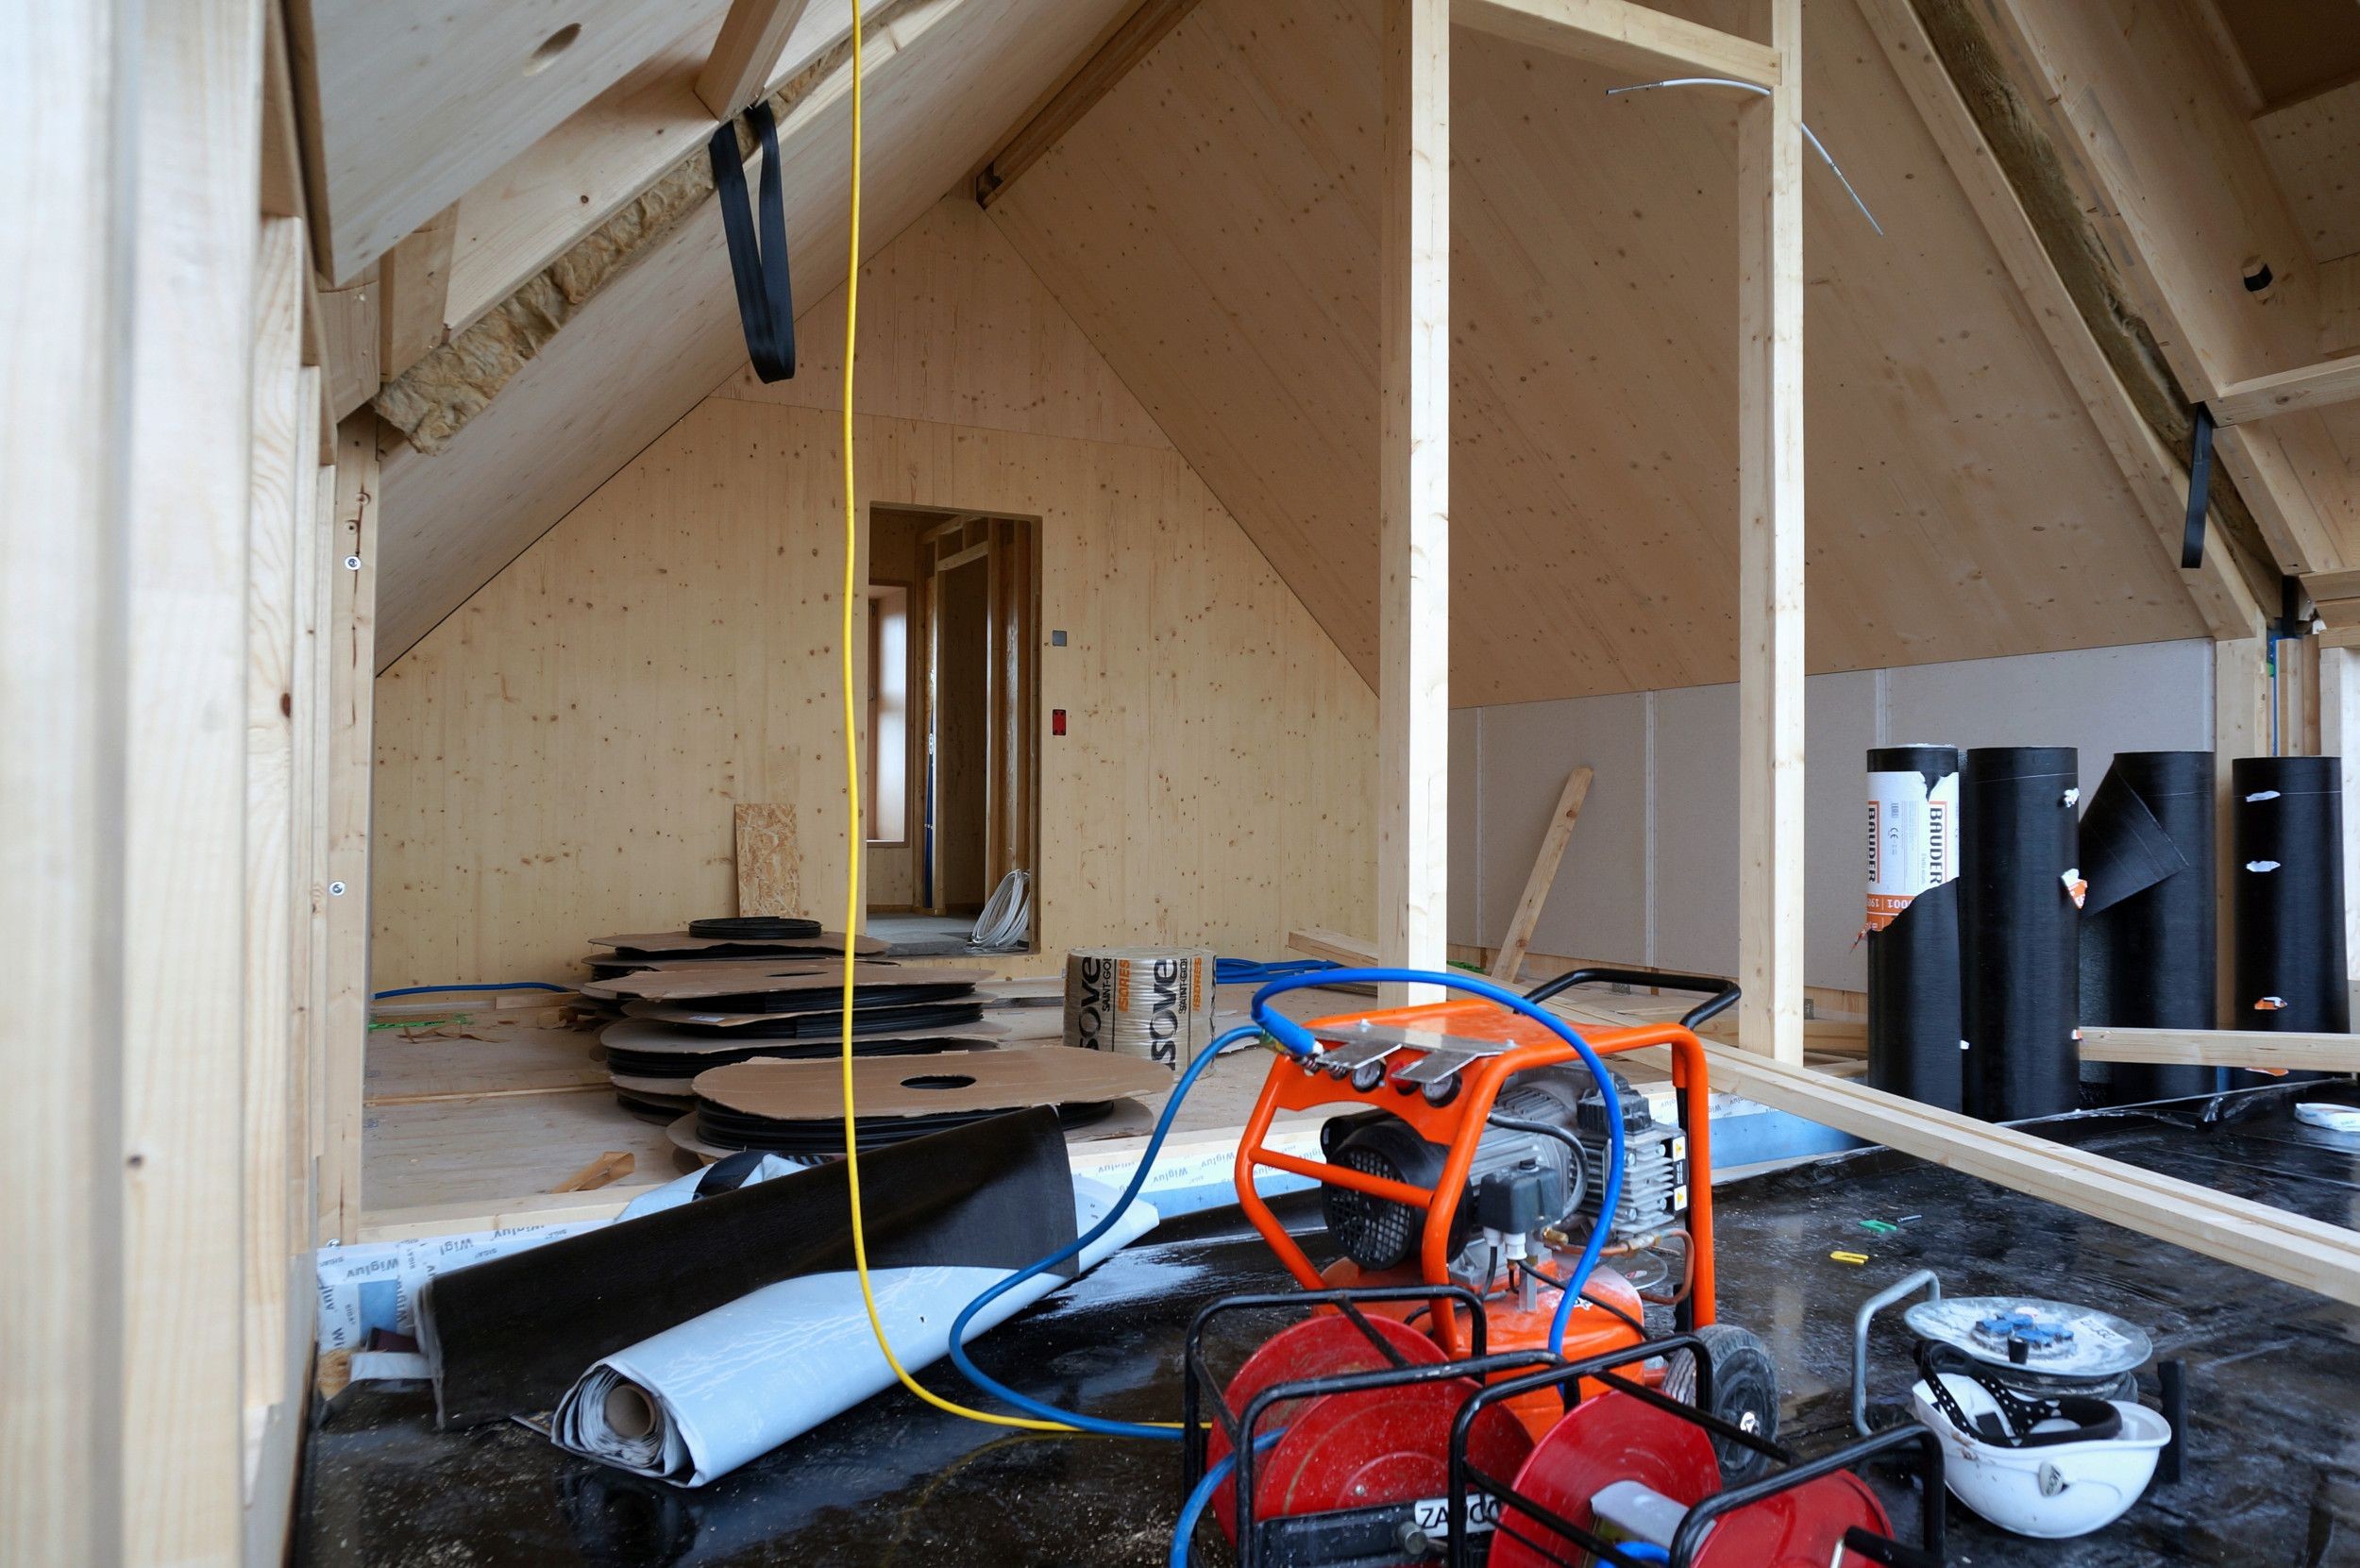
xmin=831 ymin=0 xmax=1139 ymax=1436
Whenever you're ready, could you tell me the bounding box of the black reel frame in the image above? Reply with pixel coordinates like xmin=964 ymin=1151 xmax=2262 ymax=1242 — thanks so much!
xmin=1177 ymin=1287 xmax=1947 ymax=1568
xmin=1445 ymin=1335 xmax=1947 ymax=1568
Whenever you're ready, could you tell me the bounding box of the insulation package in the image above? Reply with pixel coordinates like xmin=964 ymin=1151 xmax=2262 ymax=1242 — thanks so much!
xmin=1865 ymin=746 xmax=1964 ymax=1110
xmin=1064 ymin=947 xmax=1216 ymax=1070
xmin=2233 ymin=755 xmax=2350 ymax=1085
xmin=1959 ymin=747 xmax=2081 ymax=1121
xmin=550 ymin=1173 xmax=1157 ymax=1486
xmin=2078 ymin=751 xmax=2216 ymax=1104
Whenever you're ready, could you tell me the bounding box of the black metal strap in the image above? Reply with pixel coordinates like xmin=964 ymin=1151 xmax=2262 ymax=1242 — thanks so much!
xmin=2182 ymin=403 xmax=2214 ymax=568
xmin=709 ymin=102 xmax=796 ymax=383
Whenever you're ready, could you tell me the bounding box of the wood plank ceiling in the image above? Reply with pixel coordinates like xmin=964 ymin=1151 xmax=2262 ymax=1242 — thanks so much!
xmin=369 ymin=0 xmax=1137 ymax=663
xmin=984 ymin=0 xmax=2215 ymax=705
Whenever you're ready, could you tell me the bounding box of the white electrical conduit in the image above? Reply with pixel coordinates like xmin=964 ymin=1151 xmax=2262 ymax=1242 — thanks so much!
xmin=1607 ymin=77 xmax=1884 ymax=236
xmin=969 ymin=868 xmax=1032 ymax=951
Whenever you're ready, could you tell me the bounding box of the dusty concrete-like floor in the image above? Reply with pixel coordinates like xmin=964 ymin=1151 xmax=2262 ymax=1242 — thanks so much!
xmin=297 ymin=1090 xmax=2360 ymax=1567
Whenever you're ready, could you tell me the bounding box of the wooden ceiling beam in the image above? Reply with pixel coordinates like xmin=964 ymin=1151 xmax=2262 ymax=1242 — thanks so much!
xmin=696 ymin=0 xmax=818 ymax=119
xmin=1961 ymin=0 xmax=2360 ymax=578
xmin=2213 ymin=355 xmax=2360 ymax=427
xmin=973 ymin=0 xmax=1205 ymax=207
xmin=1855 ymin=0 xmax=2266 ymax=639
xmin=1452 ymin=0 xmax=1778 ymax=88
xmin=377 ymin=204 xmax=457 ymax=384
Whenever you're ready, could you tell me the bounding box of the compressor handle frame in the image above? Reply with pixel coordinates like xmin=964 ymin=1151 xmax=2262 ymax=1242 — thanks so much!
xmin=1522 ymin=967 xmax=1743 ymax=1033
xmin=1233 ymin=1009 xmax=1718 ymax=1359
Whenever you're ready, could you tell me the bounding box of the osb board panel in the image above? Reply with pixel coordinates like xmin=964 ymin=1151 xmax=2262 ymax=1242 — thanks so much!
xmin=372 ymin=0 xmax=1135 ymax=666
xmin=985 ymin=0 xmax=2210 ymax=706
xmin=713 ymin=195 xmax=1172 ymax=452
xmin=373 ymin=399 xmax=1375 ymax=989
xmin=734 ymin=802 xmax=801 ymax=917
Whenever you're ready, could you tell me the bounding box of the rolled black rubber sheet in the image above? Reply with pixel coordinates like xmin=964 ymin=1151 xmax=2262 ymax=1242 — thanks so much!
xmin=2078 ymin=751 xmax=2215 ymax=1104
xmin=1865 ymin=746 xmax=1964 ymax=1110
xmin=417 ymin=1106 xmax=1079 ymax=1428
xmin=1960 ymin=747 xmax=2081 ymax=1121
xmin=2233 ymin=755 xmax=2350 ymax=1085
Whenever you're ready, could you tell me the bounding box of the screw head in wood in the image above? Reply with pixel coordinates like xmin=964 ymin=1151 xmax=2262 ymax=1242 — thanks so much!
xmin=329 ymin=882 xmax=347 ymax=896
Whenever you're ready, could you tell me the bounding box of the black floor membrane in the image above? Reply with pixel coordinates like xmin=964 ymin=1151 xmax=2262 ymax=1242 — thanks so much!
xmin=416 ymin=1108 xmax=1077 ymax=1429
xmin=302 ymin=1090 xmax=2360 ymax=1567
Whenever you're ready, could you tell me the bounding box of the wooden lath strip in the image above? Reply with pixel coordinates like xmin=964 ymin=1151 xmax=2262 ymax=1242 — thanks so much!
xmin=974 ymin=0 xmax=1206 ymax=207
xmin=1453 ymin=0 xmax=1779 ymax=88
xmin=2213 ymin=356 xmax=2360 ymax=426
xmin=1290 ymin=926 xmax=2360 ymax=1307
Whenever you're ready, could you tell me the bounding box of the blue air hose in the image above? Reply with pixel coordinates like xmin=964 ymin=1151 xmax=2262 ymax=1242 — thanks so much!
xmin=946 ymin=1023 xmax=1277 ymax=1440
xmin=1170 ymin=1430 xmax=1285 ymax=1568
xmin=1245 ymin=969 xmax=1626 ymax=1357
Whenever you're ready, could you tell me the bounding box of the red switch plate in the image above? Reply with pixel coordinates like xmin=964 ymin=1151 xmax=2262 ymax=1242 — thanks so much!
xmin=1052 ymin=709 xmax=1067 ymax=735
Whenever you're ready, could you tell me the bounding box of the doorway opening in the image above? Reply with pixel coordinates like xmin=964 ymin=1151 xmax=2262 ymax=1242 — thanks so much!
xmin=865 ymin=507 xmax=1038 ymax=953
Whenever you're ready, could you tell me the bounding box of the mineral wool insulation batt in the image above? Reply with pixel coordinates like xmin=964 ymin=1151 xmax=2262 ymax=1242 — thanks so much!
xmin=1864 ymin=746 xmax=1964 ymax=1110
xmin=2078 ymin=751 xmax=2215 ymax=1104
xmin=1063 ymin=947 xmax=1216 ymax=1071
xmin=2233 ymin=754 xmax=2350 ymax=1086
xmin=1959 ymin=747 xmax=2081 ymax=1121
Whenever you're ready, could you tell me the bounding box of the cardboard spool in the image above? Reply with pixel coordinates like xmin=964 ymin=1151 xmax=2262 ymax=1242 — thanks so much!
xmin=581 ymin=962 xmax=972 ymax=1003
xmin=695 ymin=1045 xmax=1172 ymax=1122
xmin=590 ymin=929 xmax=891 ymax=957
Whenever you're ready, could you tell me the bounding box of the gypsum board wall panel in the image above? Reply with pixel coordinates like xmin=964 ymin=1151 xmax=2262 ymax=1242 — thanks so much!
xmin=1865 ymin=746 xmax=1964 ymax=1110
xmin=605 ymin=1039 xmax=1003 ymax=1087
xmin=592 ymin=929 xmax=890 ymax=957
xmin=598 ymin=1017 xmax=1006 ymax=1056
xmin=1866 ymin=878 xmax=1964 ymax=1111
xmin=581 ymin=962 xmax=975 ymax=1004
xmin=686 ymin=916 xmax=821 ymax=940
xmin=2234 ymin=755 xmax=2350 ymax=1085
xmin=416 ymin=1105 xmax=1080 ymax=1428
xmin=1959 ymin=747 xmax=2082 ymax=1121
xmin=2079 ymin=751 xmax=2215 ymax=1104
xmin=690 ymin=1098 xmax=1119 ymax=1156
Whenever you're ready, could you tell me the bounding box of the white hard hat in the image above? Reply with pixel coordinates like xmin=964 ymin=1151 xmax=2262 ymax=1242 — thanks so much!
xmin=1910 ymin=1370 xmax=2170 ymax=1538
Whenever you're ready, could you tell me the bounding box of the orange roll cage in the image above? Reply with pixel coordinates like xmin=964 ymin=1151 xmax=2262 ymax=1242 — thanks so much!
xmin=1232 ymin=1000 xmax=1717 ymax=1359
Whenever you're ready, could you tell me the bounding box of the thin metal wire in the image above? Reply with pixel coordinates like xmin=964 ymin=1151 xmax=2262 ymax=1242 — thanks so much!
xmin=1606 ymin=77 xmax=1884 ymax=236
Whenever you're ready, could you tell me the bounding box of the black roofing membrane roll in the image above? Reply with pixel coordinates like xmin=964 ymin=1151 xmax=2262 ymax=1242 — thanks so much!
xmin=1865 ymin=745 xmax=1964 ymax=1111
xmin=2079 ymin=750 xmax=2215 ymax=1104
xmin=2233 ymin=754 xmax=2350 ymax=1087
xmin=416 ymin=1106 xmax=1076 ymax=1428
xmin=1960 ymin=747 xmax=2080 ymax=1121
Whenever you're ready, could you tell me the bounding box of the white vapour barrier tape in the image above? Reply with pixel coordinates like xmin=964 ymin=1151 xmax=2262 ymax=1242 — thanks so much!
xmin=549 ymin=1175 xmax=1158 ymax=1486
xmin=315 ymin=1156 xmax=804 ymax=1355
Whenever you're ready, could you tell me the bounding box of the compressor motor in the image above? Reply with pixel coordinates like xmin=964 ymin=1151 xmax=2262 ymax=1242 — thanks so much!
xmin=1318 ymin=1063 xmax=1688 ymax=1290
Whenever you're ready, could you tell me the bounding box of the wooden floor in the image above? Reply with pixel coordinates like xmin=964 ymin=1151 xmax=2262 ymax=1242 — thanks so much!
xmin=358 ymin=977 xmax=1866 ymax=1241
xmin=357 ymin=983 xmax=1369 ymax=1239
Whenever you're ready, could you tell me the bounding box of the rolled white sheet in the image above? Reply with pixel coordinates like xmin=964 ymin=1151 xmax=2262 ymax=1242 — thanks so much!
xmin=549 ymin=1174 xmax=1156 ymax=1485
